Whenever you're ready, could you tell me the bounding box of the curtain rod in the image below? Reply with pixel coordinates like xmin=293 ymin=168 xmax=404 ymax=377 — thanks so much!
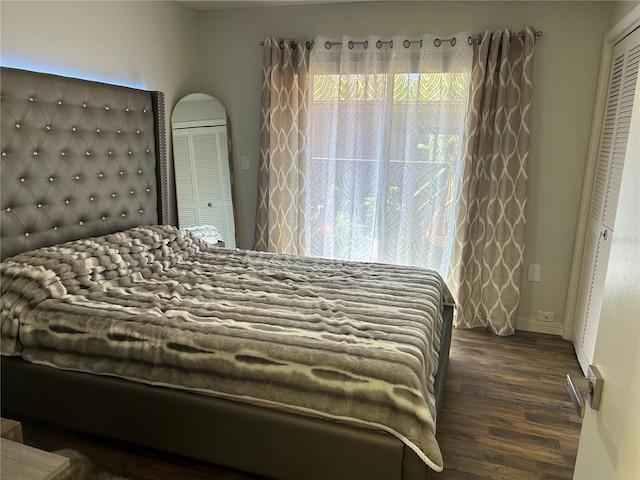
xmin=259 ymin=30 xmax=542 ymax=49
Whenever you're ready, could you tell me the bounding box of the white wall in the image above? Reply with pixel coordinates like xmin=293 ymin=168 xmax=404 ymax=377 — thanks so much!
xmin=197 ymin=0 xmax=614 ymax=335
xmin=0 ymin=0 xmax=200 ymax=224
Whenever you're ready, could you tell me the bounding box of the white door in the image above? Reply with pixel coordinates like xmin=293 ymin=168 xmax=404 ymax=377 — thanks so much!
xmin=173 ymin=129 xmax=199 ymax=227
xmin=572 ymin=75 xmax=640 ymax=480
xmin=572 ymin=27 xmax=640 ymax=373
xmin=174 ymin=126 xmax=237 ymax=248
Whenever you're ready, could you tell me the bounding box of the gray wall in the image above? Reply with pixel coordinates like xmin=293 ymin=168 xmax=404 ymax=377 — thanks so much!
xmin=195 ymin=0 xmax=618 ymax=334
xmin=609 ymin=1 xmax=639 ymax=26
xmin=1 ymin=1 xmax=199 ymax=103
xmin=1 ymin=0 xmax=201 ymax=227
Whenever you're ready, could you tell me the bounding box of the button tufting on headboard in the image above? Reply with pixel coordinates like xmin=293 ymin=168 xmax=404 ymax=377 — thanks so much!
xmin=0 ymin=67 xmax=164 ymax=260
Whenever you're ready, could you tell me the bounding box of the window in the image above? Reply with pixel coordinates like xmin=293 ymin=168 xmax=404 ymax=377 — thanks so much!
xmin=306 ymin=42 xmax=471 ymax=276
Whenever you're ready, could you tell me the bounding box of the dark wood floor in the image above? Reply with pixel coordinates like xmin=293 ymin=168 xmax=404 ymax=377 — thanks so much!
xmin=15 ymin=328 xmax=583 ymax=480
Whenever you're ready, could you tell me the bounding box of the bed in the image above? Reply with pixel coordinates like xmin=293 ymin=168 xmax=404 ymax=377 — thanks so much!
xmin=0 ymin=67 xmax=454 ymax=480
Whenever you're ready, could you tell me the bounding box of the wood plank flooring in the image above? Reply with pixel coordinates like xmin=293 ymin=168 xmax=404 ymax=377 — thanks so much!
xmin=436 ymin=328 xmax=583 ymax=479
xmin=14 ymin=328 xmax=583 ymax=480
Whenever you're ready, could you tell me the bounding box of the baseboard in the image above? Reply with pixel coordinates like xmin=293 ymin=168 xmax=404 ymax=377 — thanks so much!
xmin=517 ymin=316 xmax=563 ymax=335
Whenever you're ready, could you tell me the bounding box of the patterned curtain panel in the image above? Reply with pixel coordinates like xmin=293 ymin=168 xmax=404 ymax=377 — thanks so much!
xmin=449 ymin=27 xmax=536 ymax=335
xmin=306 ymin=35 xmax=472 ymax=275
xmin=255 ymin=37 xmax=311 ymax=254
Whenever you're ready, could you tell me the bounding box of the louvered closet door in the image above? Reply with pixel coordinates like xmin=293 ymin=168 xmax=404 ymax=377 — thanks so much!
xmin=190 ymin=126 xmax=236 ymax=248
xmin=573 ymin=27 xmax=640 ymax=373
xmin=173 ymin=129 xmax=199 ymax=228
xmin=174 ymin=126 xmax=236 ymax=248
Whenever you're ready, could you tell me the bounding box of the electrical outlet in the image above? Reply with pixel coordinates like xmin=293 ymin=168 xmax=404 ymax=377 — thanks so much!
xmin=241 ymin=156 xmax=250 ymax=170
xmin=538 ymin=311 xmax=556 ymax=323
xmin=528 ymin=264 xmax=541 ymax=282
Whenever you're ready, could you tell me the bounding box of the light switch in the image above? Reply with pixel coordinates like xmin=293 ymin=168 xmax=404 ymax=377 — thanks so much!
xmin=241 ymin=156 xmax=250 ymax=170
xmin=528 ymin=264 xmax=540 ymax=282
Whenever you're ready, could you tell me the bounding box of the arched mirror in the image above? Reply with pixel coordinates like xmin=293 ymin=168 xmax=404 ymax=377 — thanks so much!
xmin=171 ymin=93 xmax=236 ymax=248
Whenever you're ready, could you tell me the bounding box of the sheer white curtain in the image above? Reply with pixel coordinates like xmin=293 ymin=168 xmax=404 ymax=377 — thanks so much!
xmin=306 ymin=34 xmax=472 ymax=276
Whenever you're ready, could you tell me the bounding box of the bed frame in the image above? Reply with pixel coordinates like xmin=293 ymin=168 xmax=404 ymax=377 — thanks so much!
xmin=0 ymin=67 xmax=453 ymax=480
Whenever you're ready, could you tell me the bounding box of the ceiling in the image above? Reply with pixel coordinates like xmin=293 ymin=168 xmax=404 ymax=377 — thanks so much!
xmin=177 ymin=0 xmax=424 ymax=10
xmin=177 ymin=0 xmax=562 ymax=9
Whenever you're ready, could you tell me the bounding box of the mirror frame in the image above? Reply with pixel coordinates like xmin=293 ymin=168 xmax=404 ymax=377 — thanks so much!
xmin=170 ymin=93 xmax=237 ymax=246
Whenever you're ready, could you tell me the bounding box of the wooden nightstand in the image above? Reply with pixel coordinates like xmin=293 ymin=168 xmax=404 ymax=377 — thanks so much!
xmin=0 ymin=419 xmax=69 ymax=480
xmin=1 ymin=418 xmax=23 ymax=443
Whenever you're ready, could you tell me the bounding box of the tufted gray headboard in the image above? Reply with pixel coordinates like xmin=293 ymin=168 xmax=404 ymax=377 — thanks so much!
xmin=0 ymin=67 xmax=169 ymax=260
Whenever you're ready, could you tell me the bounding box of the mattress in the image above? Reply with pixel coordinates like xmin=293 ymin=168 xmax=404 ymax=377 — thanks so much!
xmin=0 ymin=225 xmax=453 ymax=472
